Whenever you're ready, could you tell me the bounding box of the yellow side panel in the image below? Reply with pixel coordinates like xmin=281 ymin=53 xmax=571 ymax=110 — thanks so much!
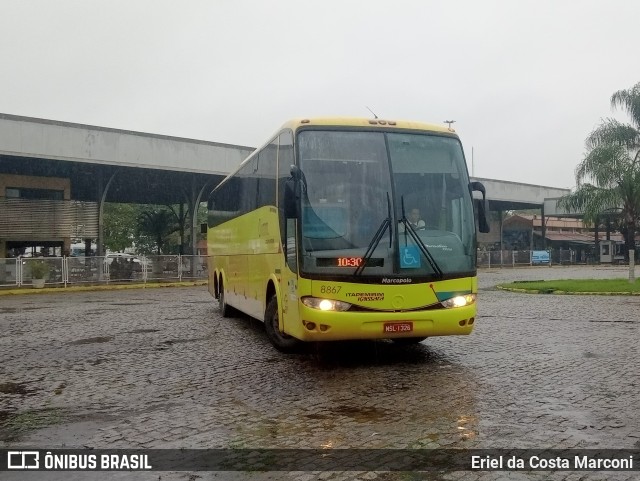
xmin=208 ymin=206 xmax=283 ymax=318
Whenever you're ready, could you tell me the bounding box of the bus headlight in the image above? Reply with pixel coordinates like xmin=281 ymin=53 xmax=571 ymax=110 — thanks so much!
xmin=302 ymin=297 xmax=352 ymax=312
xmin=441 ymin=294 xmax=476 ymax=308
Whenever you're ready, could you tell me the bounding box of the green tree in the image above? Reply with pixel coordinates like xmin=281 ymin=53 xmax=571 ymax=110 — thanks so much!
xmin=136 ymin=208 xmax=179 ymax=255
xmin=559 ymin=82 xmax=640 ymax=269
xmin=103 ymin=203 xmax=139 ymax=252
xmin=166 ymin=203 xmax=188 ymax=254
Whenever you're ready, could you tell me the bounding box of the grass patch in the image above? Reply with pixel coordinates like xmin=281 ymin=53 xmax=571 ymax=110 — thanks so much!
xmin=0 ymin=408 xmax=65 ymax=442
xmin=499 ymin=278 xmax=640 ymax=294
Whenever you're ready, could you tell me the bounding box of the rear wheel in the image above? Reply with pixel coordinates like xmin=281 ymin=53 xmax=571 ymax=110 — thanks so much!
xmin=218 ymin=284 xmax=233 ymax=317
xmin=264 ymin=295 xmax=301 ymax=352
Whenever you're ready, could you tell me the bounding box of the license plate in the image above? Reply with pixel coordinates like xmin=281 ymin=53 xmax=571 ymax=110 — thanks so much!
xmin=383 ymin=322 xmax=413 ymax=333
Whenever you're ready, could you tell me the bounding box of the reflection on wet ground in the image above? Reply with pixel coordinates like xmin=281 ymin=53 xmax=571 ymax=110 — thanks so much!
xmin=198 ymin=314 xmax=481 ymax=451
xmin=1 ymin=266 xmax=639 ymax=480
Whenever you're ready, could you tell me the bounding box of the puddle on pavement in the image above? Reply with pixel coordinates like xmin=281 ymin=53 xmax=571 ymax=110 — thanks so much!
xmin=589 ymin=319 xmax=637 ymax=324
xmin=159 ymin=336 xmax=212 ymax=347
xmin=109 ymin=302 xmax=153 ymax=307
xmin=304 ymin=413 xmax=330 ymax=420
xmin=263 ymin=357 xmax=283 ymax=364
xmin=330 ymin=405 xmax=389 ymax=422
xmin=68 ymin=336 xmax=114 ymax=345
xmin=0 ymin=382 xmax=38 ymax=396
xmin=307 ymin=340 xmax=451 ymax=368
xmin=0 ymin=306 xmax=42 ymax=313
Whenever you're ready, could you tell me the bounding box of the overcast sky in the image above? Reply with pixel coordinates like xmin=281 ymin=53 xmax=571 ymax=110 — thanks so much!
xmin=1 ymin=0 xmax=639 ymax=189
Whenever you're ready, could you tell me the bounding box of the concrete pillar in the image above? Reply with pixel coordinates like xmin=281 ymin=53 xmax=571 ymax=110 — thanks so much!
xmin=97 ymin=173 xmax=104 ymax=257
xmin=498 ymin=210 xmax=503 ymax=251
xmin=97 ymin=170 xmax=118 ymax=258
xmin=541 ymin=204 xmax=546 ymax=249
xmin=179 ymin=203 xmax=185 ymax=255
xmin=0 ymin=240 xmax=6 ymax=283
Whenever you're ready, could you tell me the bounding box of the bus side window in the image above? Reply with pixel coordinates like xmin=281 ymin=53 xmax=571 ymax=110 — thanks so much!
xmin=257 ymin=140 xmax=277 ymax=208
xmin=209 ymin=178 xmax=242 ymax=227
xmin=239 ymin=156 xmax=259 ymax=214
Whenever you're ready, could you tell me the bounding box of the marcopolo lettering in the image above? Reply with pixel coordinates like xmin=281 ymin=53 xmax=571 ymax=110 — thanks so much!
xmin=381 ymin=278 xmax=412 ymax=284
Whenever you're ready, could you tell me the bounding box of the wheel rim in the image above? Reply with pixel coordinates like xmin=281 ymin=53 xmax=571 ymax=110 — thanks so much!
xmin=271 ymin=308 xmax=284 ymax=337
xmin=269 ymin=303 xmax=292 ymax=341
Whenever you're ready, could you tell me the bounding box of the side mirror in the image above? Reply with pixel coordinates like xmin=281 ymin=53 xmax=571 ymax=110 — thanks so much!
xmin=470 ymin=181 xmax=490 ymax=233
xmin=283 ymin=179 xmax=298 ymax=218
xmin=283 ymin=165 xmax=303 ymax=219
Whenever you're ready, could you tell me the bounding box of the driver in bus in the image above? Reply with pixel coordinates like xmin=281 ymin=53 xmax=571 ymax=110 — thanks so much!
xmin=400 ymin=208 xmax=426 ymax=232
xmin=408 ymin=208 xmax=426 ymax=230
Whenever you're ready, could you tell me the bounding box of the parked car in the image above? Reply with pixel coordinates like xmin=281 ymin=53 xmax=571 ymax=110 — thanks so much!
xmin=105 ymin=253 xmax=138 ymax=264
xmin=104 ymin=253 xmax=153 ymax=269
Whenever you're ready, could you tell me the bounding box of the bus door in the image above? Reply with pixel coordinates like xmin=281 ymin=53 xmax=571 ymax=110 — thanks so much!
xmin=277 ymin=131 xmax=301 ymax=336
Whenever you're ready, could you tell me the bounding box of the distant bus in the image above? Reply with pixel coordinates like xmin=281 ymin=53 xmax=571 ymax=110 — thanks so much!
xmin=70 ymin=243 xmax=96 ymax=257
xmin=206 ymin=117 xmax=489 ymax=351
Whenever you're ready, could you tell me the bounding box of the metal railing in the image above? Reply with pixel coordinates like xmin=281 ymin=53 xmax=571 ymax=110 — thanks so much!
xmin=476 ymin=249 xmax=594 ymax=268
xmin=2 ymin=249 xmax=620 ymax=286
xmin=0 ymin=255 xmax=209 ymax=288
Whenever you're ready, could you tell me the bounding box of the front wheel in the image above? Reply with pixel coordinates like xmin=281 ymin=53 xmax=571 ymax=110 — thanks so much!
xmin=264 ymin=295 xmax=301 ymax=353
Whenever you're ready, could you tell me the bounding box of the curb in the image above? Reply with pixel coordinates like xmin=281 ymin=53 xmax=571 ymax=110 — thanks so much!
xmin=496 ymin=285 xmax=640 ymax=296
xmin=0 ymin=280 xmax=208 ymax=296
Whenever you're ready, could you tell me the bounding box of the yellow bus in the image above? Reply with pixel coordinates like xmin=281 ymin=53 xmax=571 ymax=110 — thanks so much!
xmin=206 ymin=117 xmax=489 ymax=351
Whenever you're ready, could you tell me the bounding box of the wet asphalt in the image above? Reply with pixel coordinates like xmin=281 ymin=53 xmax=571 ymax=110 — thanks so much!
xmin=1 ymin=265 xmax=639 ymax=481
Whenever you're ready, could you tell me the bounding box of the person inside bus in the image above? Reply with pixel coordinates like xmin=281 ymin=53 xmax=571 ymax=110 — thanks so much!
xmin=408 ymin=208 xmax=426 ymax=230
xmin=398 ymin=208 xmax=426 ymax=232
xmin=400 ymin=208 xmax=426 ymax=232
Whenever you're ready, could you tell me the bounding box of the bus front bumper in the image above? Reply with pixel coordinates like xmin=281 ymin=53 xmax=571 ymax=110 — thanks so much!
xmin=293 ymin=304 xmax=476 ymax=342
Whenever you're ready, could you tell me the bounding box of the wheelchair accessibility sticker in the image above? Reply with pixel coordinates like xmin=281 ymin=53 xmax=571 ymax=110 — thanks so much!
xmin=400 ymin=246 xmax=421 ymax=268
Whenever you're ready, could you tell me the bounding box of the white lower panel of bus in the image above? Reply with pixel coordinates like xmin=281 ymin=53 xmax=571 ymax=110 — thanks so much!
xmin=225 ymin=290 xmax=265 ymax=322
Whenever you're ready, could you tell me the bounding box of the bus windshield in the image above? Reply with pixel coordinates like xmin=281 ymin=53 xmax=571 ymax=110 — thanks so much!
xmin=297 ymin=129 xmax=475 ymax=278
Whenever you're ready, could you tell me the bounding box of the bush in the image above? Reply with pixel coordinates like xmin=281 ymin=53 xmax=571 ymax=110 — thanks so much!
xmin=29 ymin=260 xmax=50 ymax=279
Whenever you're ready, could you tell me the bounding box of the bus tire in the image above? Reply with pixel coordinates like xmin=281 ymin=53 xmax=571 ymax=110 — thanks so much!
xmin=391 ymin=337 xmax=427 ymax=345
xmin=264 ymin=295 xmax=301 ymax=352
xmin=219 ymin=287 xmax=233 ymax=317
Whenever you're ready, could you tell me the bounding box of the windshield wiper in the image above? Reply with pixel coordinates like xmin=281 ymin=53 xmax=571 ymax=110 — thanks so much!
xmin=399 ymin=196 xmax=443 ymax=278
xmin=354 ymin=192 xmax=392 ymax=276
